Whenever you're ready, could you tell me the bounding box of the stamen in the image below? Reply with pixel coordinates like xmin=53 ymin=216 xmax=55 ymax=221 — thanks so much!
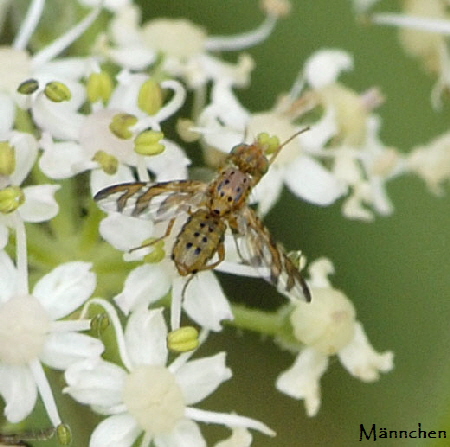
xmin=205 ymin=15 xmax=277 ymax=52
xmin=371 ymin=13 xmax=450 ymax=34
xmin=32 ymin=3 xmax=103 ymax=67
xmin=13 ymin=0 xmax=46 ymax=51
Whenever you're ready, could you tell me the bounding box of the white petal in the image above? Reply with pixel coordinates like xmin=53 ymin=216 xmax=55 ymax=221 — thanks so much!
xmin=300 ymin=107 xmax=337 ymax=150
xmin=19 ymin=185 xmax=60 ymax=222
xmin=0 ymin=364 xmax=37 ymax=422
xmin=276 ymin=348 xmax=329 ymax=417
xmin=90 ymin=164 xmax=135 ymax=197
xmin=108 ymin=72 xmax=147 ymax=115
xmin=0 ymin=224 xmax=8 ymax=250
xmin=32 ymin=93 xmax=86 ymax=141
xmin=214 ymin=428 xmax=252 ymax=447
xmin=146 ymin=140 xmax=190 ymax=182
xmin=115 ymin=264 xmax=172 ymax=315
xmin=154 ymin=419 xmax=206 ymax=447
xmin=250 ymin=168 xmax=284 ymax=216
xmin=79 ymin=108 xmax=135 ymax=164
xmin=99 ymin=213 xmax=154 ymax=251
xmin=35 ymin=56 xmax=87 ymax=79
xmin=39 ymin=140 xmax=89 ymax=179
xmin=284 ymin=156 xmax=347 ymax=205
xmin=181 ymin=272 xmax=233 ymax=332
xmin=304 ymin=50 xmax=353 ymax=88
xmin=0 ymin=93 xmax=14 ymax=138
xmin=41 ymin=331 xmax=104 ymax=370
xmin=64 ymin=358 xmax=126 ymax=411
xmin=185 ymin=408 xmax=275 ymax=436
xmin=33 ymin=262 xmax=96 ymax=320
xmin=109 ymin=46 xmax=156 ymax=70
xmin=125 ymin=308 xmax=168 ymax=367
xmin=173 ymin=352 xmax=231 ymax=405
xmin=9 ymin=132 xmax=39 ymax=185
xmin=90 ymin=414 xmax=141 ymax=447
xmin=338 ymin=321 xmax=394 ymax=382
xmin=0 ymin=250 xmax=18 ymax=303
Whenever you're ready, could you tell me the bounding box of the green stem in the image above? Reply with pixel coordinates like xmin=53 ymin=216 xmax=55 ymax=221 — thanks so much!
xmin=228 ymin=304 xmax=285 ymax=336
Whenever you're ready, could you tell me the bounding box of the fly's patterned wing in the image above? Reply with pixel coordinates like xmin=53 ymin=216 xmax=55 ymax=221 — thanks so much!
xmin=94 ymin=180 xmax=207 ymax=222
xmin=233 ymin=207 xmax=311 ymax=302
xmin=0 ymin=427 xmax=55 ymax=446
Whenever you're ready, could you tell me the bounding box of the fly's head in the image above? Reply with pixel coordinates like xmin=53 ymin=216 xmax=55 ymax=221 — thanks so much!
xmin=228 ymin=141 xmax=270 ymax=184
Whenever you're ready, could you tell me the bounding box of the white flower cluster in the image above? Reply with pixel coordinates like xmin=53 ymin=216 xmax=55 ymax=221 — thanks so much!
xmin=13 ymin=0 xmax=450 ymax=445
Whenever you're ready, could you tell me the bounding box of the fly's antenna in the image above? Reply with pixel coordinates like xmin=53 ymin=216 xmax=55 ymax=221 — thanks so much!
xmin=269 ymin=126 xmax=310 ymax=165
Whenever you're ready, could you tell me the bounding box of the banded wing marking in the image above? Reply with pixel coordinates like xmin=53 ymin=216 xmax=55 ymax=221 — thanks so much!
xmin=233 ymin=207 xmax=311 ymax=302
xmin=94 ymin=180 xmax=207 ymax=221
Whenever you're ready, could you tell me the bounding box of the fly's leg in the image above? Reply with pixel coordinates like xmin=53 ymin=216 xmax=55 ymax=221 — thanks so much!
xmin=170 ymin=242 xmax=225 ymax=331
xmin=129 ymin=217 xmax=176 ymax=252
xmin=191 ymin=241 xmax=225 ymax=273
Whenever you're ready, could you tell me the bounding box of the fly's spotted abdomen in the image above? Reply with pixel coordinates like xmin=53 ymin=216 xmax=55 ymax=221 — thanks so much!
xmin=172 ymin=209 xmax=226 ymax=276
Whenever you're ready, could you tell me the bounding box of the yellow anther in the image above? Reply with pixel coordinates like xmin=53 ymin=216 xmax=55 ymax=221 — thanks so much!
xmin=90 ymin=313 xmax=110 ymax=335
xmin=87 ymin=71 xmax=113 ymax=103
xmin=168 ymin=326 xmax=200 ymax=352
xmin=138 ymin=78 xmax=163 ymax=115
xmin=44 ymin=82 xmax=72 ymax=102
xmin=17 ymin=78 xmax=39 ymax=95
xmin=93 ymin=150 xmax=119 ymax=174
xmin=144 ymin=240 xmax=166 ymax=263
xmin=56 ymin=423 xmax=72 ymax=446
xmin=0 ymin=186 xmax=25 ymax=213
xmin=176 ymin=119 xmax=200 ymax=143
xmin=0 ymin=141 xmax=15 ymax=176
xmin=257 ymin=132 xmax=280 ymax=155
xmin=109 ymin=113 xmax=138 ymax=140
xmin=134 ymin=130 xmax=165 ymax=156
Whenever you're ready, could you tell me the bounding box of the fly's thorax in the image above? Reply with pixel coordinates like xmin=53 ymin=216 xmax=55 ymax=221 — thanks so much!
xmin=229 ymin=143 xmax=270 ymax=182
xmin=207 ymin=167 xmax=252 ymax=217
xmin=172 ymin=209 xmax=226 ymax=276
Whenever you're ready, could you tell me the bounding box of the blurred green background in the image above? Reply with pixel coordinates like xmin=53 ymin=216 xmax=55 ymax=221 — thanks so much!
xmin=4 ymin=0 xmax=450 ymax=446
xmin=140 ymin=1 xmax=450 ymax=446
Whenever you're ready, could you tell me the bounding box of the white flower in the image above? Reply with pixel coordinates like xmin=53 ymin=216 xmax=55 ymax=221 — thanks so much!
xmin=0 ymin=0 xmax=102 ymax=131
xmin=64 ymin=304 xmax=274 ymax=447
xmin=0 ymin=252 xmax=102 ymax=425
xmin=369 ymin=2 xmax=450 ymax=108
xmin=37 ymin=69 xmax=190 ymax=182
xmin=101 ymin=1 xmax=289 ymax=88
xmin=276 ymin=258 xmax=394 ymax=416
xmin=112 ymin=259 xmax=233 ymax=332
xmin=214 ymin=428 xmax=253 ymax=447
xmin=0 ymin=131 xmax=59 ymax=248
xmin=78 ymin=0 xmax=131 ymax=12
xmin=408 ymin=130 xmax=450 ymax=194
